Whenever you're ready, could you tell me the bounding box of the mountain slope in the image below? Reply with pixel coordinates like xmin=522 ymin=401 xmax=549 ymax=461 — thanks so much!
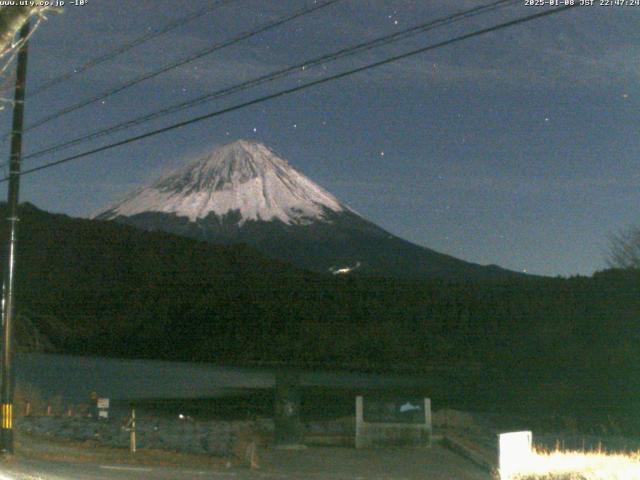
xmin=96 ymin=139 xmax=518 ymax=280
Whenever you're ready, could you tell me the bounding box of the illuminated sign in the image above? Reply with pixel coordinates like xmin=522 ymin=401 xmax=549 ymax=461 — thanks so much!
xmin=362 ymin=397 xmax=425 ymax=424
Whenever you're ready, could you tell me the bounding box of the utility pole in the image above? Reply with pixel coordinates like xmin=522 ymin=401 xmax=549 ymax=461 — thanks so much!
xmin=1 ymin=19 xmax=30 ymax=455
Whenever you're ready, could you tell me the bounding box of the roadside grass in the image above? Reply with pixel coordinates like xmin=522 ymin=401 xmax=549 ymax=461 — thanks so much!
xmin=505 ymin=447 xmax=640 ymax=480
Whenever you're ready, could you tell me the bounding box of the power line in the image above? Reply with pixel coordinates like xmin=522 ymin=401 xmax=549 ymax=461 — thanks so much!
xmin=0 ymin=5 xmax=577 ymax=184
xmin=14 ymin=0 xmax=342 ymax=137
xmin=21 ymin=0 xmax=519 ymax=163
xmin=28 ymin=0 xmax=236 ymax=98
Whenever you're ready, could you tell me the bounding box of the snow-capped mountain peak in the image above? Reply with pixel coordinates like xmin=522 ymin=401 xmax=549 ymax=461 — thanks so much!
xmin=97 ymin=140 xmax=347 ymax=225
xmin=95 ymin=139 xmax=520 ymax=280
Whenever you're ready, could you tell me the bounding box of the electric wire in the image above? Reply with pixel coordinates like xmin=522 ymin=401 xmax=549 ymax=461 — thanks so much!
xmin=21 ymin=0 xmax=519 ymax=163
xmin=12 ymin=0 xmax=342 ymax=138
xmin=29 ymin=0 xmax=237 ymax=98
xmin=0 ymin=4 xmax=577 ymax=183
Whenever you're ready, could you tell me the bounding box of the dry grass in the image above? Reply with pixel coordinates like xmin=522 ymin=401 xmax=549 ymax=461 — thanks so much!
xmin=432 ymin=409 xmax=479 ymax=432
xmin=232 ymin=429 xmax=262 ymax=470
xmin=504 ymin=448 xmax=640 ymax=480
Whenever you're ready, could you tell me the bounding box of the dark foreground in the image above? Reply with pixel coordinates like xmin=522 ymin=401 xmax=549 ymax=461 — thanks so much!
xmin=0 ymin=433 xmax=490 ymax=480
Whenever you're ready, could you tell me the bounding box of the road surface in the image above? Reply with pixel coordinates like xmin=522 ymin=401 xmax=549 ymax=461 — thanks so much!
xmin=0 ymin=445 xmax=491 ymax=479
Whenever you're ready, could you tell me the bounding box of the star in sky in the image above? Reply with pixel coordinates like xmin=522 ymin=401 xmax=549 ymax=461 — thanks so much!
xmin=4 ymin=0 xmax=638 ymax=277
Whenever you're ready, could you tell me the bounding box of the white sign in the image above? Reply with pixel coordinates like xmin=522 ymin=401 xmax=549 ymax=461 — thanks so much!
xmin=499 ymin=431 xmax=532 ymax=480
xmin=97 ymin=398 xmax=110 ymax=409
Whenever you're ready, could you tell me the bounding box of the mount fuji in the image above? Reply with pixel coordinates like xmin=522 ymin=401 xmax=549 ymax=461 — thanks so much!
xmin=95 ymin=140 xmax=517 ymax=280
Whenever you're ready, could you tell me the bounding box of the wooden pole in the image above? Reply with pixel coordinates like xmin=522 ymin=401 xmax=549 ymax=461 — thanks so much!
xmin=0 ymin=18 xmax=29 ymax=455
xmin=130 ymin=408 xmax=136 ymax=453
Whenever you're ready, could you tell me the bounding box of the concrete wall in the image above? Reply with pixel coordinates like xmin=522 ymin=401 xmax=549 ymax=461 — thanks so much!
xmin=355 ymin=396 xmax=431 ymax=449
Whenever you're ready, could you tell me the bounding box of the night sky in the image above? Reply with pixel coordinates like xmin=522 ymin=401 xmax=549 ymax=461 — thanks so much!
xmin=0 ymin=0 xmax=638 ymax=277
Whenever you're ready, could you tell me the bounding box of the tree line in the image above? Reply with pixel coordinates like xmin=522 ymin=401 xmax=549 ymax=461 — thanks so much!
xmin=4 ymin=204 xmax=640 ymax=430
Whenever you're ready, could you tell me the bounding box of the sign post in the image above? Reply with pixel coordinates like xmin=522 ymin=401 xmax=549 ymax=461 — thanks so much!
xmin=355 ymin=395 xmax=432 ymax=448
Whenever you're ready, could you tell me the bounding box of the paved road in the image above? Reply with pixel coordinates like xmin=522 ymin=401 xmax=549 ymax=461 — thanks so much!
xmin=0 ymin=446 xmax=491 ymax=480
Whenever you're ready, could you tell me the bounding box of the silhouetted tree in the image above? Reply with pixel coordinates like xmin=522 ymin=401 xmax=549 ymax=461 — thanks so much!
xmin=607 ymin=226 xmax=640 ymax=270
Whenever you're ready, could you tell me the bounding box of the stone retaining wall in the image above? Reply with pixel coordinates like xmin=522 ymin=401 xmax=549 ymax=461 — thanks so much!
xmin=17 ymin=416 xmax=274 ymax=456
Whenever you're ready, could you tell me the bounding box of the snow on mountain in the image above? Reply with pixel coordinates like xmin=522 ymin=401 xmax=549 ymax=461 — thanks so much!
xmin=97 ymin=140 xmax=347 ymax=226
xmin=96 ymin=139 xmax=521 ymax=280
